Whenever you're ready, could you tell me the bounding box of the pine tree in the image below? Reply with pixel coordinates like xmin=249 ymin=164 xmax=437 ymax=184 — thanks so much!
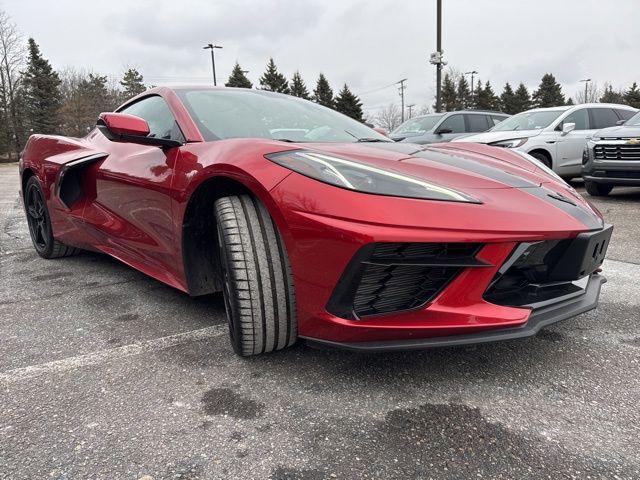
xmin=313 ymin=73 xmax=334 ymax=108
xmin=259 ymin=58 xmax=289 ymax=93
xmin=441 ymin=73 xmax=457 ymax=111
xmin=289 ymin=71 xmax=310 ymax=99
xmin=624 ymin=82 xmax=640 ymax=109
xmin=120 ymin=68 xmax=145 ymax=100
xmin=565 ymin=97 xmax=575 ymax=106
xmin=334 ymin=84 xmax=363 ymax=121
xmin=532 ymin=73 xmax=565 ymax=107
xmin=513 ymin=83 xmax=532 ymax=113
xmin=599 ymin=84 xmax=625 ymax=104
xmin=456 ymin=76 xmax=470 ymax=109
xmin=21 ymin=38 xmax=62 ymax=135
xmin=225 ymin=62 xmax=252 ymax=88
xmin=471 ymin=79 xmax=484 ymax=109
xmin=499 ymin=83 xmax=518 ymax=114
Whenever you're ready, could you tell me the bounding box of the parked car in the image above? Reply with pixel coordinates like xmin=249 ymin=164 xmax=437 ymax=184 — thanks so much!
xmin=454 ymin=103 xmax=637 ymax=179
xmin=389 ymin=110 xmax=509 ymax=144
xmin=582 ymin=110 xmax=640 ymax=196
xmin=20 ymin=86 xmax=610 ymax=356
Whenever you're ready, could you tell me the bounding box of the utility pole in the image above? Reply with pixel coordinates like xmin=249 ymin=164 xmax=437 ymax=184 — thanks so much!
xmin=397 ymin=78 xmax=407 ymax=122
xmin=407 ymin=103 xmax=415 ymax=119
xmin=429 ymin=0 xmax=446 ymax=112
xmin=465 ymin=70 xmax=478 ymax=108
xmin=580 ymin=78 xmax=591 ymax=103
xmin=203 ymin=43 xmax=223 ymax=86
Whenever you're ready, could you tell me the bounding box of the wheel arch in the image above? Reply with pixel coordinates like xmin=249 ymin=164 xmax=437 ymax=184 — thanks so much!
xmin=21 ymin=167 xmax=36 ymax=199
xmin=527 ymin=148 xmax=553 ymax=168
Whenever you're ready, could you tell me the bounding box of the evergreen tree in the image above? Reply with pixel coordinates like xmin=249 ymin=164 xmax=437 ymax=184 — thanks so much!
xmin=313 ymin=73 xmax=334 ymax=108
xmin=499 ymin=83 xmax=518 ymax=114
xmin=441 ymin=73 xmax=457 ymax=111
xmin=456 ymin=76 xmax=470 ymax=109
xmin=21 ymin=38 xmax=62 ymax=135
xmin=476 ymin=81 xmax=499 ymax=110
xmin=532 ymin=73 xmax=565 ymax=107
xmin=599 ymin=84 xmax=625 ymax=104
xmin=334 ymin=83 xmax=363 ymax=121
xmin=624 ymin=82 xmax=640 ymax=109
xmin=289 ymin=71 xmax=310 ymax=99
xmin=472 ymin=80 xmax=484 ymax=109
xmin=259 ymin=58 xmax=289 ymax=93
xmin=513 ymin=83 xmax=532 ymax=113
xmin=225 ymin=62 xmax=252 ymax=88
xmin=120 ymin=68 xmax=146 ymax=99
xmin=565 ymin=97 xmax=575 ymax=106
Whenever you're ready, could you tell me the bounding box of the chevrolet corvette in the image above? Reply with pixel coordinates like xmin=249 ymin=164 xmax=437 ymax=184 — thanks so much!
xmin=19 ymin=86 xmax=612 ymax=356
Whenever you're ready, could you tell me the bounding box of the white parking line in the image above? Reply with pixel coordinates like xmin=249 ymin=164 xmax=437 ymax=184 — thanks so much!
xmin=0 ymin=325 xmax=227 ymax=385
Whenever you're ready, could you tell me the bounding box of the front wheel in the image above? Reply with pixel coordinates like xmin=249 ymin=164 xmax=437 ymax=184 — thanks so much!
xmin=24 ymin=176 xmax=81 ymax=259
xmin=584 ymin=181 xmax=613 ymax=197
xmin=214 ymin=195 xmax=297 ymax=356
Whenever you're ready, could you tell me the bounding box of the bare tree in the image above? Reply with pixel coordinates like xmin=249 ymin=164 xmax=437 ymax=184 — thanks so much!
xmin=375 ymin=104 xmax=402 ymax=131
xmin=0 ymin=9 xmax=25 ymax=158
xmin=574 ymin=81 xmax=600 ymax=104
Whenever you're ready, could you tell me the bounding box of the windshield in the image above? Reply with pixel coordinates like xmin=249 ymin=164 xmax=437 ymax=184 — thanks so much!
xmin=625 ymin=111 xmax=640 ymax=126
xmin=491 ymin=110 xmax=564 ymax=132
xmin=175 ymin=88 xmax=390 ymax=143
xmin=391 ymin=114 xmax=444 ymax=135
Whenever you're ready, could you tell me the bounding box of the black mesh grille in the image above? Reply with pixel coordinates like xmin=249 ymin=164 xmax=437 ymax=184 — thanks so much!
xmin=326 ymin=242 xmax=484 ymax=319
xmin=594 ymin=144 xmax=640 ymax=160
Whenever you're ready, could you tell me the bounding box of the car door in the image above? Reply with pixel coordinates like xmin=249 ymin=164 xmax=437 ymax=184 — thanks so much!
xmin=434 ymin=114 xmax=466 ymax=142
xmin=465 ymin=113 xmax=491 ymax=134
xmin=554 ymin=107 xmax=592 ymax=174
xmin=84 ymin=95 xmax=185 ymax=280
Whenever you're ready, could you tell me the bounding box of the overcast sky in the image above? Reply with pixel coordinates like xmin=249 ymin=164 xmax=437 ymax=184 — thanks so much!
xmin=2 ymin=0 xmax=639 ymax=117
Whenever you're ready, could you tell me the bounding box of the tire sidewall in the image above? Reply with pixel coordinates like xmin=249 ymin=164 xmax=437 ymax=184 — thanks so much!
xmin=25 ymin=176 xmax=55 ymax=258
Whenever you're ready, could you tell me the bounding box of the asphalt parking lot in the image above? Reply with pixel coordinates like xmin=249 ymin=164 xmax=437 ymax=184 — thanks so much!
xmin=1 ymin=162 xmax=639 ymax=479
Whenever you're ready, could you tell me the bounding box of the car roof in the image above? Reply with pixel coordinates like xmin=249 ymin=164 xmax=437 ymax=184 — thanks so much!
xmin=409 ymin=110 xmax=508 ymax=120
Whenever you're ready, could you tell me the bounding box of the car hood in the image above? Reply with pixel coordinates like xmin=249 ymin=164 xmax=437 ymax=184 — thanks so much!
xmin=453 ymin=129 xmax=542 ymax=144
xmin=594 ymin=125 xmax=640 ymax=138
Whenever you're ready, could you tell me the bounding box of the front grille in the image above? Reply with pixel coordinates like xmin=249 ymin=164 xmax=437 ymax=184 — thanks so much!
xmin=327 ymin=242 xmax=485 ymax=319
xmin=594 ymin=144 xmax=640 ymax=160
xmin=484 ymin=240 xmax=582 ymax=307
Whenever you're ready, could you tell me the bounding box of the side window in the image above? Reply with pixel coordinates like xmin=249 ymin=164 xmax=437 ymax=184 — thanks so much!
xmin=438 ymin=114 xmax=465 ymax=134
xmin=615 ymin=109 xmax=636 ymax=122
xmin=490 ymin=115 xmax=506 ymax=126
xmin=562 ymin=109 xmax=589 ymax=130
xmin=120 ymin=96 xmax=181 ymax=140
xmin=465 ymin=114 xmax=490 ymax=132
xmin=589 ymin=108 xmax=619 ymax=129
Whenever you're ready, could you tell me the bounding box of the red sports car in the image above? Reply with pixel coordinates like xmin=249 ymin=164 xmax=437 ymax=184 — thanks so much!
xmin=19 ymin=86 xmax=611 ymax=356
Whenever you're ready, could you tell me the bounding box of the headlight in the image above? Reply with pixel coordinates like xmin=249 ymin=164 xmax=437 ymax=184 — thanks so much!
xmin=265 ymin=150 xmax=481 ymax=203
xmin=488 ymin=138 xmax=528 ymax=148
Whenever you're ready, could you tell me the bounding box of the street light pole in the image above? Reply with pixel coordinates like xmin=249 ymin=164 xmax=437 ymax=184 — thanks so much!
xmin=580 ymin=78 xmax=591 ymax=103
xmin=203 ymin=43 xmax=223 ymax=86
xmin=464 ymin=70 xmax=478 ymax=107
xmin=397 ymin=78 xmax=407 ymax=122
xmin=406 ymin=103 xmax=415 ymax=119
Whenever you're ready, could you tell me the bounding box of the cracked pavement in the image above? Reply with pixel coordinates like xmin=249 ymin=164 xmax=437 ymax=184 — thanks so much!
xmin=1 ymin=163 xmax=639 ymax=479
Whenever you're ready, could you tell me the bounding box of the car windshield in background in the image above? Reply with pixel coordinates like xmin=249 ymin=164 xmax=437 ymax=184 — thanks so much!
xmin=491 ymin=110 xmax=564 ymax=132
xmin=176 ymin=88 xmax=390 ymax=143
xmin=625 ymin=112 xmax=640 ymax=126
xmin=391 ymin=114 xmax=444 ymax=135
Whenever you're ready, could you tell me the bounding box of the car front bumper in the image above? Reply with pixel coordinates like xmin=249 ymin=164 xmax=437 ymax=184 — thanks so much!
xmin=303 ymin=274 xmax=605 ymax=351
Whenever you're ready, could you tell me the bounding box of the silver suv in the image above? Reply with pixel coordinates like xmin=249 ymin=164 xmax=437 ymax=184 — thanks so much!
xmin=390 ymin=110 xmax=509 ymax=144
xmin=582 ymin=110 xmax=640 ymax=196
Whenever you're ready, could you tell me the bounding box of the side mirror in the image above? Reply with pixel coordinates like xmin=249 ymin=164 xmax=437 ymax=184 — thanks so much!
xmin=97 ymin=112 xmax=182 ymax=148
xmin=373 ymin=127 xmax=389 ymax=137
xmin=616 ymin=119 xmax=626 ymax=126
xmin=435 ymin=127 xmax=453 ymax=135
xmin=561 ymin=122 xmax=575 ymax=135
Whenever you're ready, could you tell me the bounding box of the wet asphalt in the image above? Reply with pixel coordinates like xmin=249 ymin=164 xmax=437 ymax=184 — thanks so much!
xmin=0 ymin=163 xmax=639 ymax=479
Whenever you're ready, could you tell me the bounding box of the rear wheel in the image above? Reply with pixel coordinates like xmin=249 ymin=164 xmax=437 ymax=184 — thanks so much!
xmin=214 ymin=195 xmax=297 ymax=356
xmin=584 ymin=181 xmax=613 ymax=197
xmin=25 ymin=176 xmax=81 ymax=259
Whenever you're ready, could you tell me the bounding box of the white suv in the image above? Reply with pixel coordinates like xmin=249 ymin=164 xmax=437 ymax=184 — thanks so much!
xmin=453 ymin=103 xmax=637 ymax=178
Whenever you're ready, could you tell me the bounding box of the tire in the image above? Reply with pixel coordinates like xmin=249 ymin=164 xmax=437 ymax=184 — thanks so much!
xmin=24 ymin=176 xmax=81 ymax=259
xmin=529 ymin=151 xmax=552 ymax=169
xmin=584 ymin=181 xmax=613 ymax=197
xmin=214 ymin=195 xmax=296 ymax=356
